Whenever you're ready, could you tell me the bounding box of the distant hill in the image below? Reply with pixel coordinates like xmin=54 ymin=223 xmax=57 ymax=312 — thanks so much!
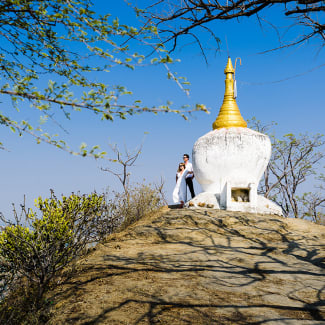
xmin=48 ymin=208 xmax=325 ymax=324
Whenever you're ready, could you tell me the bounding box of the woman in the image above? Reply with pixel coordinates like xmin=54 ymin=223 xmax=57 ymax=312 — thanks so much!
xmin=172 ymin=162 xmax=188 ymax=206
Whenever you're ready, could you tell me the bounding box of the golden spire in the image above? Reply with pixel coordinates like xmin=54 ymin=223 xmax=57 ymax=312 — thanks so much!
xmin=212 ymin=57 xmax=247 ymax=129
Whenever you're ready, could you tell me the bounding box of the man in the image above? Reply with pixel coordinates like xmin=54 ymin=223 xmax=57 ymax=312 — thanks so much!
xmin=183 ymin=154 xmax=195 ymax=199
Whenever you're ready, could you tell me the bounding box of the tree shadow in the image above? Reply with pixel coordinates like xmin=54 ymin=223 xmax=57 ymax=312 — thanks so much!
xmin=51 ymin=209 xmax=325 ymax=324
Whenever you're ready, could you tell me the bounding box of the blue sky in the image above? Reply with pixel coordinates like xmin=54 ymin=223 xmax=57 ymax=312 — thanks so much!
xmin=0 ymin=1 xmax=324 ymax=219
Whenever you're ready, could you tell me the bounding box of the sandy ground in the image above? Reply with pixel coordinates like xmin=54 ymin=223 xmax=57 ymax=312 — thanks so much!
xmin=48 ymin=208 xmax=325 ymax=324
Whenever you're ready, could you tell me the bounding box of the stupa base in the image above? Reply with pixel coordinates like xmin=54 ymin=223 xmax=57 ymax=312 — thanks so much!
xmin=185 ymin=192 xmax=283 ymax=216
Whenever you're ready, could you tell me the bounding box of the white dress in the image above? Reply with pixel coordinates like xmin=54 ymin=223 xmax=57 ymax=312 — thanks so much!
xmin=172 ymin=170 xmax=188 ymax=204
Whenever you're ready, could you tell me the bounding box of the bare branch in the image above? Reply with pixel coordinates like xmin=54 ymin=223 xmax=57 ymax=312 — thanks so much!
xmin=137 ymin=0 xmax=325 ymax=54
xmin=100 ymin=142 xmax=143 ymax=192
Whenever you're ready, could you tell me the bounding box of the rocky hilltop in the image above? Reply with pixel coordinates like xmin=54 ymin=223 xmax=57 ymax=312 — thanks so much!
xmin=48 ymin=208 xmax=325 ymax=324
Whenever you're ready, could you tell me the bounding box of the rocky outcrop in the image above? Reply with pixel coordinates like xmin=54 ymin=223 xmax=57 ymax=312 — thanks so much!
xmin=48 ymin=208 xmax=325 ymax=324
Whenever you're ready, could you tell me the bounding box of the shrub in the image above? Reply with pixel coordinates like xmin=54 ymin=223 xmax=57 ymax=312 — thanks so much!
xmin=106 ymin=182 xmax=166 ymax=231
xmin=0 ymin=182 xmax=166 ymax=323
xmin=0 ymin=191 xmax=107 ymax=308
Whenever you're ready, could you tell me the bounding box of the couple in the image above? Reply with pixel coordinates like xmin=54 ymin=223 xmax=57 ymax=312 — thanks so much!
xmin=172 ymin=154 xmax=195 ymax=206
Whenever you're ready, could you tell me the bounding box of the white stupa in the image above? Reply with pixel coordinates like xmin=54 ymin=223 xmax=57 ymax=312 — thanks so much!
xmin=189 ymin=58 xmax=282 ymax=215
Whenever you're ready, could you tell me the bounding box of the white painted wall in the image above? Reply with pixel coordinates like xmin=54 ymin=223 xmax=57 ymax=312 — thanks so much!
xmin=192 ymin=127 xmax=271 ymax=194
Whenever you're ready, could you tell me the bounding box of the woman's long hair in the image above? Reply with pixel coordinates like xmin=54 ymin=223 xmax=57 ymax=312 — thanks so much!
xmin=177 ymin=163 xmax=186 ymax=173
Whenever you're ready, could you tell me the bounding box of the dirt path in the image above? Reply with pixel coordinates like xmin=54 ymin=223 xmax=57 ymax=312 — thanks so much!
xmin=48 ymin=208 xmax=325 ymax=324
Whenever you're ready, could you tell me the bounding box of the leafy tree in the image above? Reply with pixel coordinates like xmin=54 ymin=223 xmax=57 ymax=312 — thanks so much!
xmin=0 ymin=0 xmax=207 ymax=156
xmin=249 ymin=118 xmax=325 ymax=223
xmin=136 ymin=0 xmax=325 ymax=53
xmin=298 ymin=174 xmax=325 ymax=224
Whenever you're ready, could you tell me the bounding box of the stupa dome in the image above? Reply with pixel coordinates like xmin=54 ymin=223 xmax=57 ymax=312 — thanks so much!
xmin=193 ymin=127 xmax=271 ymax=194
xmin=190 ymin=58 xmax=282 ymax=215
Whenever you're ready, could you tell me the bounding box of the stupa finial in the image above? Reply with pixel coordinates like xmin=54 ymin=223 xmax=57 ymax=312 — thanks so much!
xmin=212 ymin=57 xmax=247 ymax=129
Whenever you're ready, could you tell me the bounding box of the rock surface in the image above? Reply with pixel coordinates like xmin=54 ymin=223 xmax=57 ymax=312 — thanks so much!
xmin=48 ymin=208 xmax=325 ymax=324
xmin=185 ymin=192 xmax=220 ymax=209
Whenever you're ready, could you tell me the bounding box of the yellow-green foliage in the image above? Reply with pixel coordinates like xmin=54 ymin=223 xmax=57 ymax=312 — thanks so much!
xmin=0 ymin=184 xmax=165 ymax=323
xmin=0 ymin=225 xmax=33 ymax=255
xmin=0 ymin=192 xmax=106 ymax=305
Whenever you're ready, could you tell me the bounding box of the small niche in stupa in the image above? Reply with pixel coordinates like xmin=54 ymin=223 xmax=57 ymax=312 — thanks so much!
xmin=231 ymin=188 xmax=250 ymax=202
